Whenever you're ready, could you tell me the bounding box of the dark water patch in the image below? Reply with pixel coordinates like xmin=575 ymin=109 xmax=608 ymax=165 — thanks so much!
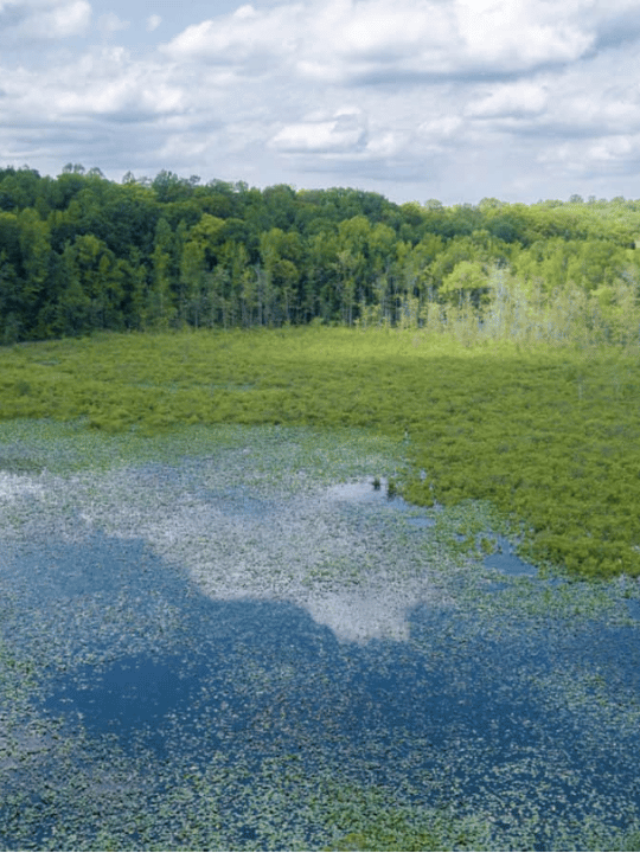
xmin=31 ymin=584 xmax=640 ymax=848
xmin=35 ymin=586 xmax=346 ymax=764
xmin=0 ymin=534 xmax=203 ymax=694
xmin=627 ymin=598 xmax=640 ymax=621
xmin=43 ymin=654 xmax=206 ymax=751
xmin=0 ymin=533 xmax=182 ymax=604
xmin=3 ymin=527 xmax=640 ymax=849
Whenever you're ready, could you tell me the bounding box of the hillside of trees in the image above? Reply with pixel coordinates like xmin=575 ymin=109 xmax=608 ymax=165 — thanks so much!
xmin=1 ymin=163 xmax=640 ymax=345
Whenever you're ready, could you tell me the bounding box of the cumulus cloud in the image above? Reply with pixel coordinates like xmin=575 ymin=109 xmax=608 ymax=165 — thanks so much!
xmin=0 ymin=47 xmax=184 ymax=124
xmin=467 ymin=81 xmax=549 ymax=119
xmin=161 ymin=3 xmax=305 ymax=72
xmin=5 ymin=0 xmax=640 ymax=201
xmin=270 ymin=110 xmax=367 ymax=153
xmin=453 ymin=0 xmax=593 ymax=70
xmin=161 ymin=0 xmax=598 ymax=84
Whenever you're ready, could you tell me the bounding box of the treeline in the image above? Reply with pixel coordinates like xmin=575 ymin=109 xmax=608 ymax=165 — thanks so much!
xmin=1 ymin=163 xmax=640 ymax=344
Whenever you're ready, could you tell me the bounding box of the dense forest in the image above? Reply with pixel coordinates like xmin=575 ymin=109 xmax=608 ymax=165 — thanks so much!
xmin=1 ymin=163 xmax=640 ymax=345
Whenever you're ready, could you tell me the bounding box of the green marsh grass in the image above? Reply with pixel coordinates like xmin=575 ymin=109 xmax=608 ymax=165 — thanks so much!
xmin=1 ymin=326 xmax=639 ymax=579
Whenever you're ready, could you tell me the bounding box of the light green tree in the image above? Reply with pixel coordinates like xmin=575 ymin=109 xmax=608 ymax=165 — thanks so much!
xmin=440 ymin=260 xmax=489 ymax=307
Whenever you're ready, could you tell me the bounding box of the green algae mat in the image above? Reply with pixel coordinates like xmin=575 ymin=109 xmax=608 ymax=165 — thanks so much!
xmin=0 ymin=419 xmax=639 ymax=850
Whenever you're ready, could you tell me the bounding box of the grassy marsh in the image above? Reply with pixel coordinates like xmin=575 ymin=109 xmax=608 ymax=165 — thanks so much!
xmin=1 ymin=326 xmax=639 ymax=579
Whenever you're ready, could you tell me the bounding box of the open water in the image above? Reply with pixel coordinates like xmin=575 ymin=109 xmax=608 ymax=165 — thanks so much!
xmin=0 ymin=427 xmax=639 ymax=850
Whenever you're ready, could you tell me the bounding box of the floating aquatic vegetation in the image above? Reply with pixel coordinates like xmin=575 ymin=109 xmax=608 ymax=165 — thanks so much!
xmin=0 ymin=422 xmax=639 ymax=850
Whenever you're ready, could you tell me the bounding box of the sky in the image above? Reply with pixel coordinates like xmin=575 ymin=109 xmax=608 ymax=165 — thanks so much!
xmin=3 ymin=0 xmax=640 ymax=205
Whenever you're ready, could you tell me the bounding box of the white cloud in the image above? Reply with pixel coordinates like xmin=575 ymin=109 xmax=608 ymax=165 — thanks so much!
xmin=454 ymin=0 xmax=594 ymax=69
xmin=320 ymin=0 xmax=453 ymax=62
xmin=161 ymin=0 xmax=598 ymax=85
xmin=97 ymin=11 xmax=129 ymax=36
xmin=5 ymin=0 xmax=640 ymax=201
xmin=418 ymin=115 xmax=464 ymax=140
xmin=161 ymin=3 xmax=305 ymax=70
xmin=467 ymin=82 xmax=549 ymax=119
xmin=270 ymin=110 xmax=367 ymax=153
xmin=155 ymin=0 xmax=640 ymax=113
xmin=0 ymin=0 xmax=91 ymax=41
xmin=362 ymin=131 xmax=405 ymax=158
xmin=0 ymin=47 xmax=185 ymax=124
xmin=588 ymin=135 xmax=635 ymax=162
xmin=535 ymin=132 xmax=640 ymax=182
xmin=507 ymin=48 xmax=640 ymax=139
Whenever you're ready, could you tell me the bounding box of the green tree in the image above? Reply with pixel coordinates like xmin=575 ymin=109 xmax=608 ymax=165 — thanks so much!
xmin=60 ymin=234 xmax=124 ymax=330
xmin=17 ymin=208 xmax=51 ymax=329
xmin=335 ymin=216 xmax=372 ymax=324
xmin=0 ymin=249 xmax=20 ymax=342
xmin=258 ymin=227 xmax=302 ymax=324
xmin=178 ymin=214 xmax=226 ymax=327
xmin=179 ymin=237 xmax=206 ymax=328
xmin=440 ymin=260 xmax=489 ymax=308
xmin=56 ymin=243 xmax=92 ymax=336
xmin=148 ymin=217 xmax=177 ymax=328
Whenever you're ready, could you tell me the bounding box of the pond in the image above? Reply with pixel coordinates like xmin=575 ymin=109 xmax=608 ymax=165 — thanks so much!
xmin=0 ymin=422 xmax=639 ymax=850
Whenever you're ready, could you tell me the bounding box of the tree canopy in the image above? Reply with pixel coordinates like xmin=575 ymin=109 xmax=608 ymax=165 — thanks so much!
xmin=1 ymin=164 xmax=639 ymax=344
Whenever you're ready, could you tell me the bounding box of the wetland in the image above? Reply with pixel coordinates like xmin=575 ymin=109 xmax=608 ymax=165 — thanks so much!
xmin=3 ymin=173 xmax=640 ymax=850
xmin=1 ymin=419 xmax=640 ymax=850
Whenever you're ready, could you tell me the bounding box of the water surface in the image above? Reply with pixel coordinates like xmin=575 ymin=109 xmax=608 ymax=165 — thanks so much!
xmin=1 ymin=424 xmax=639 ymax=851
